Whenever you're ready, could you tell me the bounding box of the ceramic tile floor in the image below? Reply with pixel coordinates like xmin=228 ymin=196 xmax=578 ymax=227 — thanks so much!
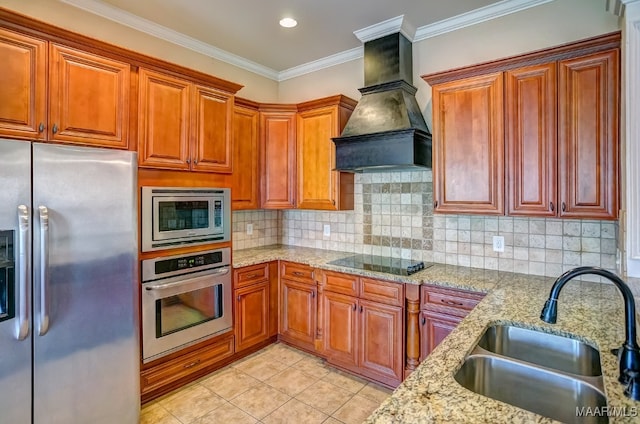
xmin=140 ymin=342 xmax=393 ymax=424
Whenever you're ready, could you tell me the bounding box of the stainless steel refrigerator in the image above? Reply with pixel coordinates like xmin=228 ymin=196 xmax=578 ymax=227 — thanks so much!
xmin=0 ymin=139 xmax=139 ymax=423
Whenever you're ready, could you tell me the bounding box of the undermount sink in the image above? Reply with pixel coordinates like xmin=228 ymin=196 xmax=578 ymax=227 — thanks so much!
xmin=455 ymin=324 xmax=607 ymax=423
xmin=477 ymin=324 xmax=602 ymax=376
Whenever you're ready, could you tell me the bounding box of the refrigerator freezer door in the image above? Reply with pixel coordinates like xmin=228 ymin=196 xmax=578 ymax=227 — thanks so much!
xmin=32 ymin=143 xmax=139 ymax=424
xmin=0 ymin=139 xmax=32 ymax=424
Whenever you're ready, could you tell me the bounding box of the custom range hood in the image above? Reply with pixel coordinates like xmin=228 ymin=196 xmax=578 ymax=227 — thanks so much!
xmin=333 ymin=32 xmax=432 ymax=172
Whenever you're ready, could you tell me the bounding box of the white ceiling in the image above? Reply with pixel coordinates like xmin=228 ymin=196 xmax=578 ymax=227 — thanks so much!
xmin=59 ymin=0 xmax=555 ymax=80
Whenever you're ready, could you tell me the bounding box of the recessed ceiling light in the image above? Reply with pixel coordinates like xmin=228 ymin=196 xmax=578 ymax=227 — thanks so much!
xmin=279 ymin=17 xmax=297 ymax=28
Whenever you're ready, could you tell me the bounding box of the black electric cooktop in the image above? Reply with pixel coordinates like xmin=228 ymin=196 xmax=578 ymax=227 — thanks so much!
xmin=328 ymin=254 xmax=432 ymax=276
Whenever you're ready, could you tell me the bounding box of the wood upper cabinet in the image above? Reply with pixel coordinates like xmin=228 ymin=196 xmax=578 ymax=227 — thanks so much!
xmin=260 ymin=106 xmax=297 ymax=209
xmin=138 ymin=68 xmax=191 ymax=169
xmin=296 ymin=96 xmax=356 ymax=210
xmin=138 ymin=69 xmax=234 ymax=172
xmin=191 ymin=84 xmax=233 ymax=173
xmin=505 ymin=63 xmax=557 ymax=216
xmin=431 ymin=72 xmax=504 ymax=215
xmin=49 ymin=44 xmax=130 ymax=148
xmin=232 ymin=99 xmax=260 ymax=210
xmin=0 ymin=28 xmax=46 ymax=140
xmin=0 ymin=29 xmax=129 ymax=148
xmin=558 ymin=49 xmax=619 ymax=219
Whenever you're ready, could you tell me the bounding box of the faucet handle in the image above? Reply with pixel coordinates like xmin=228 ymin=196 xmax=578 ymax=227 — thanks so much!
xmin=624 ymin=371 xmax=640 ymax=401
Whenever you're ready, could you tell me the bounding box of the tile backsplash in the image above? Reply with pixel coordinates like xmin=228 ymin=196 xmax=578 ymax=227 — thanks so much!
xmin=234 ymin=170 xmax=619 ymax=279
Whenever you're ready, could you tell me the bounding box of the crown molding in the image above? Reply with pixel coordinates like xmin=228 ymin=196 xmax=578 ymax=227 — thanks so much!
xmin=60 ymin=0 xmax=553 ymax=82
xmin=278 ymin=47 xmax=363 ymax=81
xmin=414 ymin=0 xmax=553 ymax=41
xmin=353 ymin=15 xmax=416 ymax=42
xmin=59 ymin=0 xmax=279 ymax=80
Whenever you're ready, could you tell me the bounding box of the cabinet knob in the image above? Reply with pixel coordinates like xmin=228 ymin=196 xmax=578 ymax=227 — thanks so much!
xmin=52 ymin=124 xmax=58 ymax=134
xmin=359 ymin=305 xmax=363 ymax=313
xmin=194 ymin=159 xmax=198 ymax=165
xmin=38 ymin=122 xmax=45 ymax=133
xmin=433 ymin=200 xmax=438 ymax=208
xmin=562 ymin=202 xmax=566 ymax=212
xmin=421 ymin=316 xmax=426 ymax=325
xmin=311 ymin=291 xmax=316 ymax=298
xmin=237 ymin=295 xmax=241 ymax=302
xmin=550 ymin=202 xmax=554 ymax=212
xmin=186 ymin=158 xmax=191 ymax=164
xmin=352 ymin=303 xmax=356 ymax=311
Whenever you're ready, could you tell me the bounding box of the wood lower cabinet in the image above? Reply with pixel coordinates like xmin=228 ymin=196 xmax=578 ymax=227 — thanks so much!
xmin=419 ymin=285 xmax=484 ymax=361
xmin=232 ymin=98 xmax=260 ymax=210
xmin=234 ymin=263 xmax=275 ymax=352
xmin=260 ymin=106 xmax=297 ymax=209
xmin=321 ymin=270 xmax=404 ymax=387
xmin=431 ymin=72 xmax=504 ymax=215
xmin=140 ymin=334 xmax=234 ymax=402
xmin=0 ymin=28 xmax=130 ymax=148
xmin=279 ymin=262 xmax=317 ymax=351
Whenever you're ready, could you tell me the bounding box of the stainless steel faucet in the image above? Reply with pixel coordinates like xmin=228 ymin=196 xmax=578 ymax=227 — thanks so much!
xmin=540 ymin=266 xmax=640 ymax=400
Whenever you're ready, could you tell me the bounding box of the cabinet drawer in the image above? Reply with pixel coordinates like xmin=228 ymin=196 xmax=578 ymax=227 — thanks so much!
xmin=421 ymin=285 xmax=484 ymax=313
xmin=323 ymin=270 xmax=358 ymax=296
xmin=360 ymin=278 xmax=404 ymax=307
xmin=281 ymin=261 xmax=315 ymax=283
xmin=234 ymin=263 xmax=269 ymax=288
xmin=141 ymin=336 xmax=234 ymax=395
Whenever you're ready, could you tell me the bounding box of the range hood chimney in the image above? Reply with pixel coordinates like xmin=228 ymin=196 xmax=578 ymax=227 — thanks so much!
xmin=333 ymin=32 xmax=432 ymax=172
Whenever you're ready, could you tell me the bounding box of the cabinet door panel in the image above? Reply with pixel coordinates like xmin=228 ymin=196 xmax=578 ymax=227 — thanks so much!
xmin=138 ymin=68 xmax=190 ymax=169
xmin=558 ymin=49 xmax=619 ymax=219
xmin=234 ymin=282 xmax=269 ymax=352
xmin=297 ymin=106 xmax=338 ymax=210
xmin=49 ymin=44 xmax=130 ymax=148
xmin=280 ymin=279 xmax=316 ymax=349
xmin=260 ymin=111 xmax=296 ymax=209
xmin=192 ymin=85 xmax=233 ymax=173
xmin=420 ymin=310 xmax=461 ymax=361
xmin=359 ymin=300 xmax=403 ymax=384
xmin=506 ymin=63 xmax=557 ymax=216
xmin=323 ymin=291 xmax=358 ymax=368
xmin=0 ymin=28 xmax=46 ymax=140
xmin=232 ymin=105 xmax=259 ymax=210
xmin=432 ymin=73 xmax=504 ymax=214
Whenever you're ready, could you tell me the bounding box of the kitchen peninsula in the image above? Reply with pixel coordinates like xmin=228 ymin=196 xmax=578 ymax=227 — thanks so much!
xmin=234 ymin=245 xmax=640 ymax=423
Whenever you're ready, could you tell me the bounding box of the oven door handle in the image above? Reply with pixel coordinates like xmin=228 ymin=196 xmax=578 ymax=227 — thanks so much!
xmin=144 ymin=267 xmax=230 ymax=292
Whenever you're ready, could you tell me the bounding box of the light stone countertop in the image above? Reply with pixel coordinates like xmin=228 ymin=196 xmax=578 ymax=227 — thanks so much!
xmin=233 ymin=245 xmax=640 ymax=423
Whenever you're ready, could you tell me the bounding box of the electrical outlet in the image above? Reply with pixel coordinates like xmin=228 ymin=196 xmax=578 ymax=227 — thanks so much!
xmin=246 ymin=223 xmax=253 ymax=235
xmin=493 ymin=235 xmax=505 ymax=253
xmin=323 ymin=224 xmax=331 ymax=237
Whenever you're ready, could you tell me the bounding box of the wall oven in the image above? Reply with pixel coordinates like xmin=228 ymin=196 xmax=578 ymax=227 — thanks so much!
xmin=141 ymin=248 xmax=232 ymax=363
xmin=141 ymin=187 xmax=230 ymax=252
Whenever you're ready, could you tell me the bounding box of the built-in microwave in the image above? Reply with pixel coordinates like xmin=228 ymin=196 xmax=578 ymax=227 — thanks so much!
xmin=141 ymin=187 xmax=231 ymax=252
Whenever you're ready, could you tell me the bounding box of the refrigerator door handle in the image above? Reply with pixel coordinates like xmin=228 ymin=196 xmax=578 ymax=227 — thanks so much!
xmin=38 ymin=206 xmax=50 ymax=336
xmin=16 ymin=205 xmax=30 ymax=341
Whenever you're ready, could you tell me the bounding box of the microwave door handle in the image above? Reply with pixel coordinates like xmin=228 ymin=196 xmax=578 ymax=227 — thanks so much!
xmin=38 ymin=206 xmax=50 ymax=336
xmin=145 ymin=267 xmax=230 ymax=292
xmin=16 ymin=205 xmax=30 ymax=341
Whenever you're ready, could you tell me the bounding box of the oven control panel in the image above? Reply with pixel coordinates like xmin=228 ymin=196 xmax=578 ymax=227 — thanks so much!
xmin=141 ymin=247 xmax=231 ymax=283
xmin=155 ymin=251 xmax=223 ymax=275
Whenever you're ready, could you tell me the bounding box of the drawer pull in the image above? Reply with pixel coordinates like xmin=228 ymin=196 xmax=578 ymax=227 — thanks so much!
xmin=245 ymin=273 xmax=258 ymax=279
xmin=441 ymin=299 xmax=464 ymax=307
xmin=183 ymin=359 xmax=201 ymax=369
xmin=293 ymin=271 xmax=306 ymax=277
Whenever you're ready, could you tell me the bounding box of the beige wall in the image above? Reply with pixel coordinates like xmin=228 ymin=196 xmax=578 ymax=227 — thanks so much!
xmin=0 ymin=0 xmax=278 ymax=101
xmin=278 ymin=0 xmax=620 ymax=116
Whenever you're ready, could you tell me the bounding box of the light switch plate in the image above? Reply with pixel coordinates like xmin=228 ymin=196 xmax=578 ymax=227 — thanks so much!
xmin=246 ymin=223 xmax=253 ymax=235
xmin=323 ymin=224 xmax=331 ymax=237
xmin=493 ymin=235 xmax=505 ymax=253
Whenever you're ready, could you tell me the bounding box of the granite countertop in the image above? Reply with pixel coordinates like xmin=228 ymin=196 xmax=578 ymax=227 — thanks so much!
xmin=233 ymin=245 xmax=640 ymax=423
